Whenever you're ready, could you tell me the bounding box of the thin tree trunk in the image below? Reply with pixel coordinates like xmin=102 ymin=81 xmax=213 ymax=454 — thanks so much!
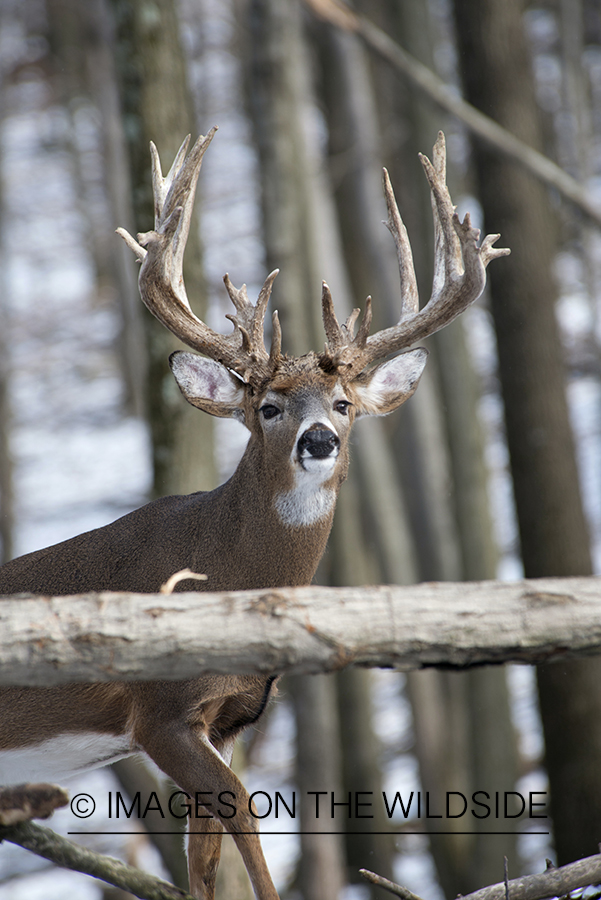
xmin=85 ymin=0 xmax=148 ymax=420
xmin=110 ymin=0 xmax=216 ymax=497
xmin=453 ymin=0 xmax=600 ymax=865
xmin=45 ymin=0 xmax=148 ymax=419
xmin=288 ymin=674 xmax=346 ymax=900
xmin=0 ymin=303 xmax=13 ymax=566
xmin=245 ymin=3 xmax=349 ymax=897
xmin=0 ymin=79 xmax=12 ymax=564
xmin=111 ymin=757 xmax=190 ymax=891
xmin=107 ymin=0 xmax=219 ymax=885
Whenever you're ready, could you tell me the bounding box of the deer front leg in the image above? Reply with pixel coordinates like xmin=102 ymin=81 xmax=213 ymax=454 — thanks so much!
xmin=135 ymin=721 xmax=279 ymax=900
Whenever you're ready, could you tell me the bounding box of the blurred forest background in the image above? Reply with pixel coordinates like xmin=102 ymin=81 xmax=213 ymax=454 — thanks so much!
xmin=1 ymin=0 xmax=601 ymax=898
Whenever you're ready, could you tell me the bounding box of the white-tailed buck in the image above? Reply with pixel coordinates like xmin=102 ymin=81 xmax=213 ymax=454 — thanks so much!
xmin=0 ymin=128 xmax=508 ymax=899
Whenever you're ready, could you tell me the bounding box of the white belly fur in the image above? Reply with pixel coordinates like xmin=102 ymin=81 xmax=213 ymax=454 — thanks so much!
xmin=0 ymin=732 xmax=133 ymax=785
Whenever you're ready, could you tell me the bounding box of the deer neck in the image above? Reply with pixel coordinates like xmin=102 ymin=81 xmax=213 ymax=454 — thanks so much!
xmin=210 ymin=434 xmax=344 ymax=589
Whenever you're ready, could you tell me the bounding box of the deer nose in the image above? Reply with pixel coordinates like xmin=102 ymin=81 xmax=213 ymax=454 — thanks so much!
xmin=298 ymin=427 xmax=340 ymax=459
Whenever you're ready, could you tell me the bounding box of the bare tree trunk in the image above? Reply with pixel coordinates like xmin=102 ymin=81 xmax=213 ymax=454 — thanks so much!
xmin=288 ymin=674 xmax=346 ymax=900
xmin=36 ymin=0 xmax=194 ymax=886
xmin=382 ymin=0 xmax=519 ymax=889
xmin=453 ymin=0 xmax=600 ymax=865
xmin=0 ymin=295 xmax=13 ymax=566
xmin=110 ymin=0 xmax=216 ymax=497
xmin=245 ymin=2 xmax=349 ymax=897
xmin=45 ymin=0 xmax=147 ymax=419
xmin=335 ymin=667 xmax=397 ymax=893
xmin=85 ymin=0 xmax=148 ymax=420
xmin=0 ymin=74 xmax=12 ymax=565
xmin=98 ymin=0 xmax=220 ymax=885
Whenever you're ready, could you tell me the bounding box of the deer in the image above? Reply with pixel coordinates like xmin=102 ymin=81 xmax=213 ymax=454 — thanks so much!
xmin=0 ymin=127 xmax=508 ymax=900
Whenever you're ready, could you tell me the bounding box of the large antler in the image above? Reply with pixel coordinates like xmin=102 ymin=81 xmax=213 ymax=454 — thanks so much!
xmin=117 ymin=128 xmax=281 ymax=388
xmin=319 ymin=132 xmax=510 ymax=378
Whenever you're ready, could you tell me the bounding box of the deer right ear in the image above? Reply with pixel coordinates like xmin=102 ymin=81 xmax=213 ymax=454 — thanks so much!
xmin=169 ymin=352 xmax=246 ymax=420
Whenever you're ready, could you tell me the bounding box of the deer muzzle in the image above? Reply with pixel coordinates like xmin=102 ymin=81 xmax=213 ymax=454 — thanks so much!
xmin=298 ymin=427 xmax=340 ymax=460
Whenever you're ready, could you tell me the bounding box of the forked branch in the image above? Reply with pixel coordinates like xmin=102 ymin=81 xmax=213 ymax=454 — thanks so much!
xmin=361 ymin=849 xmax=601 ymax=900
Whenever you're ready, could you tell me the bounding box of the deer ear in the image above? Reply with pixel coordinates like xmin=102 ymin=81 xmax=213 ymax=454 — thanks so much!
xmin=169 ymin=352 xmax=246 ymax=420
xmin=352 ymin=348 xmax=428 ymax=417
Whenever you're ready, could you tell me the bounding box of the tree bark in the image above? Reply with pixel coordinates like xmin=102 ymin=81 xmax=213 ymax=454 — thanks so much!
xmin=1 ymin=577 xmax=600 ymax=686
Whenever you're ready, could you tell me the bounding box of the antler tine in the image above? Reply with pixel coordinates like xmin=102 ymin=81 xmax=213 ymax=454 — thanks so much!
xmin=253 ymin=269 xmax=280 ymax=352
xmin=353 ymin=296 xmax=372 ymax=348
xmin=427 ymin=132 xmax=460 ymax=299
xmin=421 ymin=132 xmax=464 ymax=296
xmin=320 ymin=281 xmax=374 ymax=373
xmin=160 ymin=129 xmax=217 ymax=306
xmin=382 ymin=168 xmax=419 ymax=318
xmin=270 ymin=310 xmax=282 ymax=363
xmin=479 ymin=232 xmax=511 ymax=268
xmin=321 ymin=282 xmax=344 ymax=353
xmin=150 ymin=134 xmax=191 ymax=229
xmin=343 ymin=308 xmax=361 ymax=338
xmin=223 ymin=269 xmax=280 ymax=365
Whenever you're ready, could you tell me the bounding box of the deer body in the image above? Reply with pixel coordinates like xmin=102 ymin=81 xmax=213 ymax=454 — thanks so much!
xmin=0 ymin=129 xmax=508 ymax=900
xmin=0 ymin=427 xmax=336 ymax=596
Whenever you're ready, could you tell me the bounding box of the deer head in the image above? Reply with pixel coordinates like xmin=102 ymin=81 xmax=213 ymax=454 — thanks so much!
xmin=117 ymin=128 xmax=508 ymax=535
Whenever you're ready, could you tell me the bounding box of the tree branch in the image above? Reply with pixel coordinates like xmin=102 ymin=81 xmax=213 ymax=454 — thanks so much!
xmin=360 ymin=868 xmax=427 ymax=900
xmin=360 ymin=850 xmax=601 ymax=900
xmin=303 ymin=0 xmax=601 ymax=228
xmin=1 ymin=577 xmax=601 ymax=686
xmin=0 ymin=784 xmax=69 ymax=825
xmin=0 ymin=818 xmax=194 ymax=900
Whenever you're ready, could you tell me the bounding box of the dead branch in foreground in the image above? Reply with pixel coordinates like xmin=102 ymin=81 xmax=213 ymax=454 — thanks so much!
xmin=0 ymin=783 xmax=68 ymax=826
xmin=361 ymin=850 xmax=601 ymax=900
xmin=0 ymin=784 xmax=193 ymax=900
xmin=1 ymin=576 xmax=600 ymax=687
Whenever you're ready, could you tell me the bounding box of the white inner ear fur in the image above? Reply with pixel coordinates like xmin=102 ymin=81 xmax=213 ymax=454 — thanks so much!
xmin=170 ymin=353 xmax=245 ymax=407
xmin=353 ymin=348 xmax=428 ymax=416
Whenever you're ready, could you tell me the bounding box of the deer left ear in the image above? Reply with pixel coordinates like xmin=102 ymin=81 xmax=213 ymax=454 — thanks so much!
xmin=352 ymin=348 xmax=428 ymax=417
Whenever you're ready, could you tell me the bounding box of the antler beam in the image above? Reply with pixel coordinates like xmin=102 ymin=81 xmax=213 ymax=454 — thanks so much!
xmin=320 ymin=132 xmax=509 ymax=378
xmin=117 ymin=129 xmax=282 ymax=388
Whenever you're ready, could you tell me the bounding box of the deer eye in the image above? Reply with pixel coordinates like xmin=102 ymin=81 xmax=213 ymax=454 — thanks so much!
xmin=261 ymin=404 xmax=281 ymax=420
xmin=334 ymin=400 xmax=351 ymax=416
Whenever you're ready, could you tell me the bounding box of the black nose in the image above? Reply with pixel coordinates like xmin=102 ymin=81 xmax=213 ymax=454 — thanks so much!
xmin=298 ymin=428 xmax=340 ymax=459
